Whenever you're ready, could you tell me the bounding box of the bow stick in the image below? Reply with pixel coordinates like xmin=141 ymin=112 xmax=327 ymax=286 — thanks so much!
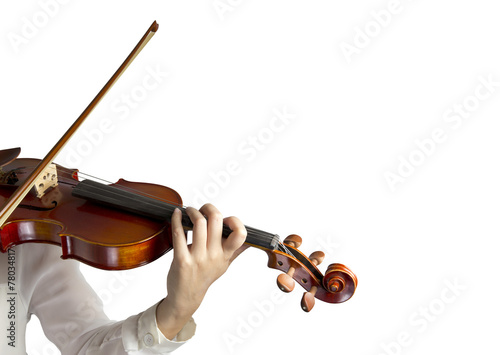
xmin=0 ymin=21 xmax=159 ymax=228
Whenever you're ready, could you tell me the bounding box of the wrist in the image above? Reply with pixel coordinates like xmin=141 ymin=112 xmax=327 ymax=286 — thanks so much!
xmin=156 ymin=297 xmax=196 ymax=340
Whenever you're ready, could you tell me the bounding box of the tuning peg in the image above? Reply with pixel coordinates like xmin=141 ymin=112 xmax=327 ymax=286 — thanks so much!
xmin=283 ymin=234 xmax=302 ymax=248
xmin=301 ymin=286 xmax=317 ymax=312
xmin=277 ymin=266 xmax=295 ymax=292
xmin=300 ymin=251 xmax=325 ymax=312
xmin=276 ymin=236 xmax=302 ymax=293
xmin=308 ymin=251 xmax=325 ymax=266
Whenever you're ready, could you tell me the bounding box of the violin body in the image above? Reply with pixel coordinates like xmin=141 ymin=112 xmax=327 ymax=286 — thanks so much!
xmin=0 ymin=157 xmax=179 ymax=270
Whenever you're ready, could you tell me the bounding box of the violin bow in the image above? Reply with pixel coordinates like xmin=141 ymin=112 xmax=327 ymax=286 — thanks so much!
xmin=0 ymin=21 xmax=159 ymax=228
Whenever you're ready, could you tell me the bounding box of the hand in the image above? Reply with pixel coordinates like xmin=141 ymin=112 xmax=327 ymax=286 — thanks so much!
xmin=156 ymin=204 xmax=247 ymax=339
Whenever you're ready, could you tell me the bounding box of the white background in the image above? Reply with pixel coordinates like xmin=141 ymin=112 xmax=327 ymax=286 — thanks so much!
xmin=1 ymin=1 xmax=500 ymax=354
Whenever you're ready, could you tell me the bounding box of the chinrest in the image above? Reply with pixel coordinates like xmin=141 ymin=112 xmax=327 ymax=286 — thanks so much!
xmin=0 ymin=148 xmax=21 ymax=168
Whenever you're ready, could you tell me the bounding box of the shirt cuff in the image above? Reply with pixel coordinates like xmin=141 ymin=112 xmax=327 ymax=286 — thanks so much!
xmin=122 ymin=301 xmax=196 ymax=353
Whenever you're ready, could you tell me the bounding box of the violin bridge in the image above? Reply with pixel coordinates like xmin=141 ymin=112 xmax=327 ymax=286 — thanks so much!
xmin=33 ymin=163 xmax=58 ymax=198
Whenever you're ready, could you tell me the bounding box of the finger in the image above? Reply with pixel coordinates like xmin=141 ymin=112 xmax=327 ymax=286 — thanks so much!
xmin=185 ymin=206 xmax=207 ymax=255
xmin=171 ymin=208 xmax=189 ymax=257
xmin=222 ymin=216 xmax=247 ymax=258
xmin=199 ymin=203 xmax=223 ymax=252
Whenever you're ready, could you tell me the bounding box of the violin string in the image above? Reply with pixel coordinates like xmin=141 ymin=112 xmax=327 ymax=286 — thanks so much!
xmin=22 ymin=165 xmax=286 ymax=246
xmin=31 ymin=166 xmax=190 ymax=219
xmin=63 ymin=173 xmax=280 ymax=245
xmin=68 ymin=181 xmax=278 ymax=245
xmin=278 ymin=241 xmax=293 ymax=256
xmin=59 ymin=168 xmax=186 ymax=208
xmin=61 ymin=171 xmax=295 ymax=256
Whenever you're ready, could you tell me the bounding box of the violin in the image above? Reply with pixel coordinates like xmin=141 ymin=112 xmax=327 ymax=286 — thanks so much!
xmin=0 ymin=22 xmax=357 ymax=312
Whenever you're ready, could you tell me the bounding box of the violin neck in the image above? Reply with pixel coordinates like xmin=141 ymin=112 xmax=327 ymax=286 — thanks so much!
xmin=72 ymin=179 xmax=280 ymax=251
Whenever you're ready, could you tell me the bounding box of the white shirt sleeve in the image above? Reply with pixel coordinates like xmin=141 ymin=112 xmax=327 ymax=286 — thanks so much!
xmin=22 ymin=244 xmax=195 ymax=354
xmin=121 ymin=302 xmax=196 ymax=354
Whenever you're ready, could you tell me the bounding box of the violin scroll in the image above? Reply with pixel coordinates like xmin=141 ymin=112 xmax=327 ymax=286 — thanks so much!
xmin=272 ymin=234 xmax=357 ymax=312
xmin=323 ymin=263 xmax=358 ymax=301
